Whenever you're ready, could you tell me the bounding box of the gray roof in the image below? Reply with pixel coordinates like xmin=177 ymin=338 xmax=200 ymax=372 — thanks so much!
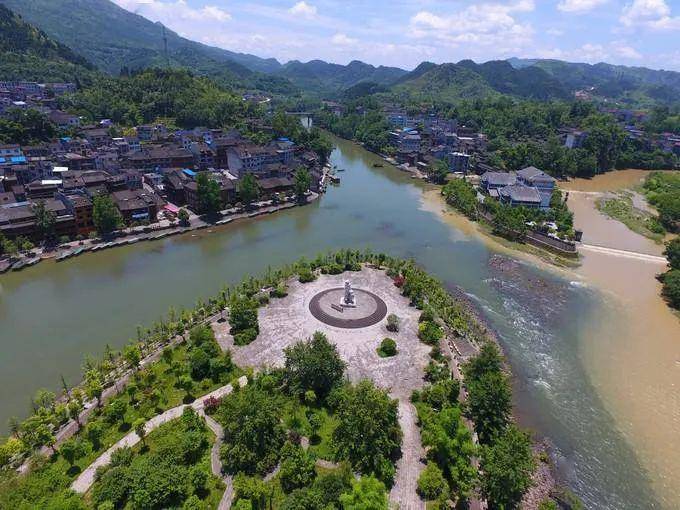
xmin=481 ymin=171 xmax=517 ymax=187
xmin=517 ymin=166 xmax=555 ymax=183
xmin=499 ymin=185 xmax=542 ymax=203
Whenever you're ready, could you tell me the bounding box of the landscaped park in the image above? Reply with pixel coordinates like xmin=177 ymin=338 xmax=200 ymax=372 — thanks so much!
xmin=0 ymin=250 xmax=539 ymax=509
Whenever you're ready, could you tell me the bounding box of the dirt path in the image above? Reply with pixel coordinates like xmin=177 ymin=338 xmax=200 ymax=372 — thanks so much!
xmin=71 ymin=376 xmax=247 ymax=494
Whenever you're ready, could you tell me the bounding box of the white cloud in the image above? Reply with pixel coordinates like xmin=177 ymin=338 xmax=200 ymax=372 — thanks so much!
xmin=620 ymin=0 xmax=680 ymax=29
xmin=408 ymin=1 xmax=535 ymax=54
xmin=613 ymin=44 xmax=642 ymax=59
xmin=331 ymin=33 xmax=358 ymax=46
xmin=113 ymin=0 xmax=230 ymax=23
xmin=288 ymin=1 xmax=318 ymax=19
xmin=557 ymin=0 xmax=608 ymax=13
xmin=546 ymin=27 xmax=565 ymax=35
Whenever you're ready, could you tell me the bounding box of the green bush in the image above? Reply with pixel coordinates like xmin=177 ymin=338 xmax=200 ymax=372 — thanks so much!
xmin=234 ymin=328 xmax=259 ymax=346
xmin=298 ymin=267 xmax=316 ymax=283
xmin=418 ymin=321 xmax=443 ymax=345
xmin=377 ymin=338 xmax=397 ymax=358
xmin=661 ymin=269 xmax=680 ymax=309
xmin=322 ymin=262 xmax=344 ymax=274
xmin=270 ymin=283 xmax=288 ymax=298
xmin=417 ymin=462 xmax=449 ymax=500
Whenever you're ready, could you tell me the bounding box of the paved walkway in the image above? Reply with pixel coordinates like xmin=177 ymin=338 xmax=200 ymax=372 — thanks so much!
xmin=71 ymin=376 xmax=247 ymax=494
xmin=389 ymin=399 xmax=426 ymax=510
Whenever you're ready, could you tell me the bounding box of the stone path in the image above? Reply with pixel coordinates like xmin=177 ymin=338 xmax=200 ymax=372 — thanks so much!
xmin=389 ymin=400 xmax=427 ymax=510
xmin=71 ymin=376 xmax=248 ymax=494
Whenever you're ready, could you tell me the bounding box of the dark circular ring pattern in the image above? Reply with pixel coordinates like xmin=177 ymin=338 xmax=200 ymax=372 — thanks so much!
xmin=309 ymin=288 xmax=388 ymax=329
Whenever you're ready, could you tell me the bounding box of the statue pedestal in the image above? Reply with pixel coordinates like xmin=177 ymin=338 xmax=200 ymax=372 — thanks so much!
xmin=341 ymin=279 xmax=357 ymax=307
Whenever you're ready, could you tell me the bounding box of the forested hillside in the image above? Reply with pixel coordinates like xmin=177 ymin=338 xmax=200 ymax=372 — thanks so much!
xmin=0 ymin=4 xmax=95 ymax=82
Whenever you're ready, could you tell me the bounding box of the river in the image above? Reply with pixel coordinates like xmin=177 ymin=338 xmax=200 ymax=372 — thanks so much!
xmin=0 ymin=139 xmax=668 ymax=509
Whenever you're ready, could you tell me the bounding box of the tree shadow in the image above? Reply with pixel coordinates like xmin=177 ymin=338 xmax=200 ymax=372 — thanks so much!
xmin=118 ymin=422 xmax=131 ymax=432
xmin=66 ymin=465 xmax=82 ymax=476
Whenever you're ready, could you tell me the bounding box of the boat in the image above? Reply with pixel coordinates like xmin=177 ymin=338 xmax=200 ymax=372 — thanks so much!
xmin=372 ymin=163 xmax=384 ymax=168
xmin=56 ymin=251 xmax=71 ymax=262
xmin=337 ymin=168 xmax=346 ymax=172
xmin=11 ymin=260 xmax=27 ymax=271
xmin=73 ymin=247 xmax=86 ymax=256
xmin=26 ymin=257 xmax=40 ymax=267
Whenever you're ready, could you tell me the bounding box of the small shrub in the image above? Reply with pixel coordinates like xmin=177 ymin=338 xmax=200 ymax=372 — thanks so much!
xmin=298 ymin=267 xmax=316 ymax=283
xmin=254 ymin=292 xmax=270 ymax=306
xmin=386 ymin=314 xmax=400 ymax=332
xmin=234 ymin=327 xmax=258 ymax=346
xmin=271 ymin=283 xmax=288 ymax=298
xmin=322 ymin=262 xmax=344 ymax=274
xmin=377 ymin=338 xmax=397 ymax=358
xmin=203 ymin=396 xmax=222 ymax=413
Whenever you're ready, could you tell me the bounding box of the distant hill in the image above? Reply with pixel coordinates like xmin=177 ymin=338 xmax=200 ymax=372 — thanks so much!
xmin=508 ymin=58 xmax=680 ymax=106
xmin=0 ymin=4 xmax=95 ymax=82
xmin=391 ymin=62 xmax=500 ymax=101
xmin=275 ymin=59 xmax=407 ymax=95
xmin=0 ymin=0 xmax=292 ymax=92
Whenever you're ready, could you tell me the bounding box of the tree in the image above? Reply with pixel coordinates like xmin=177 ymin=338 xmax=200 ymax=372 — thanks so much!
xmin=133 ymin=418 xmax=147 ymax=445
xmin=239 ymin=172 xmax=259 ymax=206
xmin=417 ymin=462 xmax=449 ymax=501
xmin=85 ymin=370 xmax=104 ymax=407
xmin=33 ymin=200 xmax=56 ymax=242
xmin=430 ymin=159 xmax=450 ymax=184
xmin=105 ymin=399 xmax=127 ymax=424
xmin=123 ymin=343 xmax=142 ymax=370
xmin=442 ymin=178 xmax=478 ymax=219
xmin=279 ymin=441 xmax=316 ymax=493
xmin=582 ymin=114 xmax=626 ymax=173
xmin=661 ymin=270 xmax=680 ymax=309
xmin=196 ymin=172 xmax=222 ymax=216
xmin=664 ymin=237 xmax=680 ymax=270
xmin=480 ymin=425 xmax=536 ymax=509
xmin=92 ymin=195 xmax=123 ymax=235
xmin=332 ymin=381 xmax=401 ymax=484
xmin=467 ymin=370 xmax=512 ymax=444
xmin=284 ymin=331 xmax=347 ymax=400
xmin=218 ymin=385 xmax=286 ymax=475
xmin=229 ymin=294 xmax=258 ymax=333
xmin=339 ymin=476 xmax=388 ymax=510
xmin=463 ymin=342 xmax=504 ymax=383
xmin=85 ymin=421 xmax=104 ymax=449
xmin=59 ymin=438 xmax=86 ymax=466
xmin=294 ymin=167 xmax=311 ymax=203
xmin=178 ymin=208 xmax=190 ymax=226
xmin=418 ymin=404 xmax=476 ymax=497
xmin=67 ymin=399 xmax=84 ymax=429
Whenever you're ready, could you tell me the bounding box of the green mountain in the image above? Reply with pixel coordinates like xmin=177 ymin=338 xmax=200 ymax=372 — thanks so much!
xmin=275 ymin=59 xmax=407 ymax=96
xmin=0 ymin=0 xmax=291 ymax=91
xmin=508 ymin=58 xmax=680 ymax=106
xmin=0 ymin=4 xmax=95 ymax=82
xmin=391 ymin=62 xmax=500 ymax=101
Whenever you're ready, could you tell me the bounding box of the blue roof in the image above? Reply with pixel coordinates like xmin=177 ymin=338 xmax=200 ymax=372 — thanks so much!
xmin=278 ymin=137 xmax=291 ymax=142
xmin=11 ymin=156 xmax=26 ymax=163
xmin=0 ymin=158 xmax=5 ymax=164
xmin=182 ymin=169 xmax=197 ymax=177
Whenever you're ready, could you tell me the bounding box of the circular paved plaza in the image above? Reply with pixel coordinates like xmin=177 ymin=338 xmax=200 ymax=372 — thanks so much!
xmin=309 ymin=287 xmax=387 ymax=328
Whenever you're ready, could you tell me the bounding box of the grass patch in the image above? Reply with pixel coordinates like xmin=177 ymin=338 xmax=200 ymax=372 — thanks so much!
xmin=597 ymin=191 xmax=665 ymax=243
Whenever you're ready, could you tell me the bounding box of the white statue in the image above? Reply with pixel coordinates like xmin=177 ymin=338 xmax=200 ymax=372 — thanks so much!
xmin=342 ymin=280 xmax=356 ymax=307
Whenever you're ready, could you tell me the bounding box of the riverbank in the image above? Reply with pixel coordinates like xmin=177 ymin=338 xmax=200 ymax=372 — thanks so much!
xmin=0 ymin=192 xmax=320 ymax=276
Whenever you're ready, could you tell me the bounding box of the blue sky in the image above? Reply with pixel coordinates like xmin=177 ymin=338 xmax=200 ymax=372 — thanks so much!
xmin=113 ymin=0 xmax=680 ymax=70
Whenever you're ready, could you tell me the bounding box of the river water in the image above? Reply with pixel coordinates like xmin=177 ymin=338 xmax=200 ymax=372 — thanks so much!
xmin=0 ymin=139 xmax=668 ymax=508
